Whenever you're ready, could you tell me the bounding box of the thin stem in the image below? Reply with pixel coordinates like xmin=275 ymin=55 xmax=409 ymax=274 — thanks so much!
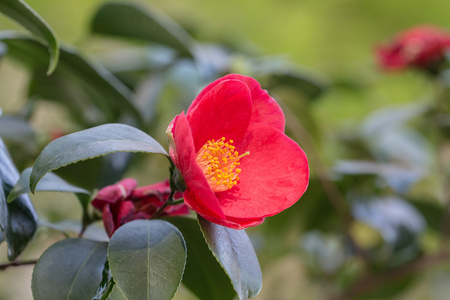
xmin=0 ymin=259 xmax=37 ymax=271
xmin=168 ymin=198 xmax=184 ymax=205
xmin=151 ymin=190 xmax=177 ymax=220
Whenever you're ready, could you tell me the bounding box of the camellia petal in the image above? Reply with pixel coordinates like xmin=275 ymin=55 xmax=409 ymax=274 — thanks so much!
xmin=170 ymin=113 xmax=226 ymax=219
xmin=222 ymin=74 xmax=285 ymax=131
xmin=167 ymin=74 xmax=309 ymax=229
xmin=216 ymin=127 xmax=309 ymax=219
xmin=189 ymin=74 xmax=285 ymax=132
xmin=92 ymin=178 xmax=137 ymax=207
xmin=187 ymin=79 xmax=253 ymax=150
xmin=92 ymin=178 xmax=189 ymax=237
xmin=199 ymin=213 xmax=265 ymax=230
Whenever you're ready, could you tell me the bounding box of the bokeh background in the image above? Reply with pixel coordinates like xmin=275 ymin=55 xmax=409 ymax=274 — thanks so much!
xmin=1 ymin=0 xmax=450 ymax=299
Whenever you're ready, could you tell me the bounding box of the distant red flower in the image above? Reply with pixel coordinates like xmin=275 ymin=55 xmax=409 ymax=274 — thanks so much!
xmin=376 ymin=25 xmax=450 ymax=71
xmin=50 ymin=128 xmax=65 ymax=141
xmin=166 ymin=74 xmax=309 ymax=229
xmin=92 ymin=178 xmax=188 ymax=237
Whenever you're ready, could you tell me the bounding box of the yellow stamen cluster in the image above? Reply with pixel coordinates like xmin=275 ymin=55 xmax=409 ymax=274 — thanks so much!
xmin=196 ymin=137 xmax=249 ymax=192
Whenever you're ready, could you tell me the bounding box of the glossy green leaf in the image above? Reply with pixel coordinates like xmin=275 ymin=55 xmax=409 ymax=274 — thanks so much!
xmin=334 ymin=160 xmax=425 ymax=194
xmin=39 ymin=220 xmax=109 ymax=242
xmin=91 ymin=2 xmax=194 ymax=57
xmin=0 ymin=42 xmax=6 ymax=58
xmin=198 ymin=216 xmax=262 ymax=300
xmin=30 ymin=123 xmax=168 ymax=193
xmin=91 ymin=260 xmax=115 ymax=300
xmin=108 ymin=220 xmax=186 ymax=300
xmin=32 ymin=238 xmax=108 ymax=300
xmin=166 ymin=217 xmax=236 ymax=300
xmin=0 ymin=114 xmax=36 ymax=150
xmin=7 ymin=167 xmax=89 ymax=203
xmin=0 ymin=33 xmax=142 ymax=127
xmin=0 ymin=114 xmax=38 ymax=169
xmin=0 ymin=0 xmax=59 ymax=73
xmin=352 ymin=196 xmax=425 ymax=253
xmin=0 ymin=138 xmax=37 ymax=260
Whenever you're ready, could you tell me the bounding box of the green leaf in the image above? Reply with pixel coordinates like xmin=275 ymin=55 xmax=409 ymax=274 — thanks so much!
xmin=0 ymin=114 xmax=36 ymax=149
xmin=91 ymin=260 xmax=115 ymax=300
xmin=198 ymin=216 xmax=262 ymax=300
xmin=0 ymin=0 xmax=59 ymax=73
xmin=0 ymin=138 xmax=37 ymax=260
xmin=166 ymin=217 xmax=236 ymax=300
xmin=0 ymin=33 xmax=142 ymax=127
xmin=91 ymin=2 xmax=194 ymax=57
xmin=410 ymin=199 xmax=443 ymax=232
xmin=108 ymin=220 xmax=186 ymax=300
xmin=30 ymin=123 xmax=168 ymax=193
xmin=0 ymin=41 xmax=6 ymax=58
xmin=32 ymin=238 xmax=108 ymax=300
xmin=7 ymin=167 xmax=89 ymax=203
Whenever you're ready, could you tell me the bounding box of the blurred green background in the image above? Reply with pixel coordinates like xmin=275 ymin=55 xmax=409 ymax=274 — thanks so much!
xmin=1 ymin=0 xmax=450 ymax=299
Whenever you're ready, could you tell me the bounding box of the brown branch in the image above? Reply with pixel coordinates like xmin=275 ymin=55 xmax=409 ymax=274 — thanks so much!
xmin=331 ymin=251 xmax=450 ymax=300
xmin=0 ymin=259 xmax=37 ymax=271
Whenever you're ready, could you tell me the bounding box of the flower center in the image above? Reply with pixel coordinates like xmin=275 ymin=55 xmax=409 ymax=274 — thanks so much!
xmin=196 ymin=137 xmax=250 ymax=192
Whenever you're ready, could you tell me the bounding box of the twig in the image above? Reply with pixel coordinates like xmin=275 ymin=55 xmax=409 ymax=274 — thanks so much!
xmin=0 ymin=259 xmax=37 ymax=271
xmin=330 ymin=251 xmax=450 ymax=300
xmin=151 ymin=190 xmax=177 ymax=220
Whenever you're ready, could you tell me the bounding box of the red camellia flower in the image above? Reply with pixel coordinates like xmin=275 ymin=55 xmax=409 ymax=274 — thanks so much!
xmin=92 ymin=178 xmax=189 ymax=237
xmin=166 ymin=74 xmax=309 ymax=229
xmin=376 ymin=25 xmax=450 ymax=71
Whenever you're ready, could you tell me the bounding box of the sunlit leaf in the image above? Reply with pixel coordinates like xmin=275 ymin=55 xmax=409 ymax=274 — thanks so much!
xmin=0 ymin=0 xmax=59 ymax=73
xmin=32 ymin=239 xmax=108 ymax=300
xmin=352 ymin=197 xmax=425 ymax=250
xmin=39 ymin=220 xmax=109 ymax=242
xmin=166 ymin=217 xmax=236 ymax=300
xmin=334 ymin=160 xmax=425 ymax=194
xmin=301 ymin=231 xmax=347 ymax=275
xmin=361 ymin=102 xmax=430 ymax=136
xmin=0 ymin=114 xmax=36 ymax=149
xmin=30 ymin=123 xmax=168 ymax=193
xmin=0 ymin=42 xmax=6 ymax=58
xmin=198 ymin=216 xmax=262 ymax=300
xmin=7 ymin=167 xmax=89 ymax=202
xmin=91 ymin=2 xmax=194 ymax=57
xmin=108 ymin=220 xmax=186 ymax=300
xmin=0 ymin=138 xmax=37 ymax=260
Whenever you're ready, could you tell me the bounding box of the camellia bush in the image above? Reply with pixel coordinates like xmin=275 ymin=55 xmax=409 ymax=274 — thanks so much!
xmin=3 ymin=0 xmax=450 ymax=299
xmin=0 ymin=1 xmax=313 ymax=299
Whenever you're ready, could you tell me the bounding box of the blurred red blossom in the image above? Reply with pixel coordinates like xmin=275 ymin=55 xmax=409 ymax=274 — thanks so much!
xmin=49 ymin=128 xmax=65 ymax=141
xmin=92 ymin=178 xmax=188 ymax=237
xmin=376 ymin=25 xmax=450 ymax=71
xmin=166 ymin=74 xmax=309 ymax=229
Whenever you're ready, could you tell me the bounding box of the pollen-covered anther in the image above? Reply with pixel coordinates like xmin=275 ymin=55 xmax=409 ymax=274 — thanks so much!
xmin=195 ymin=137 xmax=249 ymax=192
